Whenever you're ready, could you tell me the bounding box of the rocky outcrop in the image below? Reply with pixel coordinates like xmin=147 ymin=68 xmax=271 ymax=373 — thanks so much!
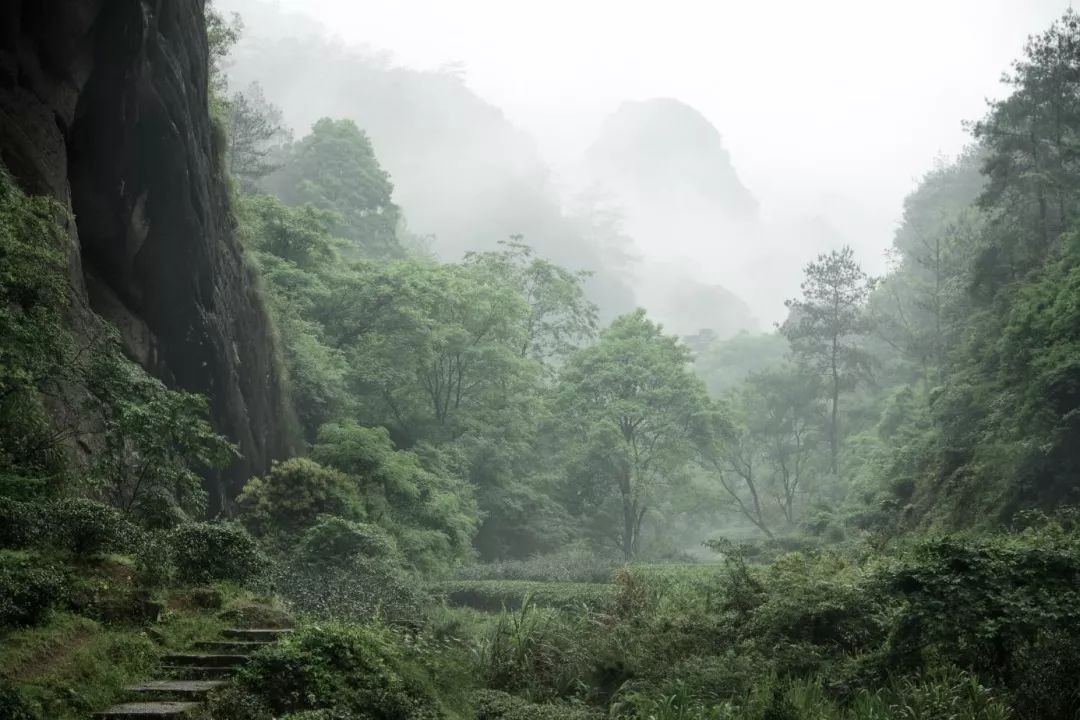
xmin=0 ymin=0 xmax=296 ymax=510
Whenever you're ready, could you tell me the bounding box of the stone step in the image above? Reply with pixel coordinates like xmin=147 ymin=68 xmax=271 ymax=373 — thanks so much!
xmin=162 ymin=653 xmax=249 ymax=668
xmin=194 ymin=640 xmax=269 ymax=654
xmin=222 ymin=628 xmax=293 ymax=642
xmin=126 ymin=680 xmax=226 ymax=700
xmin=94 ymin=701 xmax=200 ymax=719
xmin=163 ymin=665 xmax=238 ymax=680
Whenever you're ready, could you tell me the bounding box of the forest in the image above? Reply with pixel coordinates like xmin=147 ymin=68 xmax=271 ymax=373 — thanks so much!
xmin=3 ymin=2 xmax=1080 ymax=719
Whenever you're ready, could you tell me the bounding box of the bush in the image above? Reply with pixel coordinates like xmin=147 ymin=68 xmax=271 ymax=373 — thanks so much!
xmin=430 ymin=580 xmax=612 ymax=612
xmin=169 ymin=522 xmax=267 ymax=585
xmin=0 ymin=497 xmax=40 ymax=549
xmin=276 ymin=556 xmax=424 ymax=624
xmin=43 ymin=497 xmax=133 ymax=557
xmin=219 ymin=601 xmax=293 ymax=629
xmin=198 ymin=686 xmax=272 ymax=720
xmin=237 ymin=622 xmax=443 ymax=719
xmin=0 ymin=679 xmax=34 ymax=720
xmin=0 ymin=554 xmax=65 ymax=627
xmin=133 ymin=530 xmax=174 ymax=587
xmin=293 ymin=516 xmax=397 ymax=569
xmin=472 ymin=690 xmax=601 ymax=720
xmin=455 ymin=547 xmax=617 ymax=583
xmin=237 ymin=458 xmax=361 ymax=537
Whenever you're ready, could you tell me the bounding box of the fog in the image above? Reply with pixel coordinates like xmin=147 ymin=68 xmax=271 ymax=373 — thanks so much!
xmin=219 ymin=0 xmax=1069 ymax=328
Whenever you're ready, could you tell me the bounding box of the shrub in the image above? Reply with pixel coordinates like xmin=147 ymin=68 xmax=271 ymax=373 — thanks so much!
xmin=293 ymin=516 xmax=397 ymax=569
xmin=0 ymin=679 xmax=34 ymax=720
xmin=0 ymin=497 xmax=40 ymax=549
xmin=169 ymin=522 xmax=267 ymax=585
xmin=133 ymin=530 xmax=174 ymax=587
xmin=0 ymin=554 xmax=65 ymax=627
xmin=283 ymin=711 xmax=361 ymax=720
xmin=430 ymin=580 xmax=611 ymax=612
xmin=219 ymin=601 xmax=293 ymax=629
xmin=238 ymin=458 xmax=361 ymax=537
xmin=237 ymin=622 xmax=443 ymax=719
xmin=472 ymin=690 xmax=601 ymax=720
xmin=43 ymin=497 xmax=133 ymax=557
xmin=198 ymin=686 xmax=272 ymax=720
xmin=455 ymin=547 xmax=617 ymax=583
xmin=276 ymin=556 xmax=424 ymax=624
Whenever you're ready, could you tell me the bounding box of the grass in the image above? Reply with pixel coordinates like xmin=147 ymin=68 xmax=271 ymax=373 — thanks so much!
xmin=430 ymin=580 xmax=613 ymax=612
xmin=0 ymin=612 xmax=159 ymax=720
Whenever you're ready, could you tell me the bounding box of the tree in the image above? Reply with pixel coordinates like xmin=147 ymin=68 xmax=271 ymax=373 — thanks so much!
xmin=268 ymin=118 xmax=403 ymax=258
xmin=558 ymin=310 xmax=709 ymax=559
xmin=228 ymin=83 xmax=292 ymax=192
xmin=781 ymin=246 xmax=874 ymax=473
xmin=465 ymin=238 xmax=598 ymax=364
xmin=973 ymin=10 xmax=1080 ymax=291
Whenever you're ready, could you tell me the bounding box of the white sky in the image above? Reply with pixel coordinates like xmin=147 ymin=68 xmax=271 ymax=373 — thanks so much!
xmin=268 ymin=0 xmax=1068 ymax=312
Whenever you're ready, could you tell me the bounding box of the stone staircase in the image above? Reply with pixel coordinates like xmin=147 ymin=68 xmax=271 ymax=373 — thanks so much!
xmin=94 ymin=628 xmax=291 ymax=719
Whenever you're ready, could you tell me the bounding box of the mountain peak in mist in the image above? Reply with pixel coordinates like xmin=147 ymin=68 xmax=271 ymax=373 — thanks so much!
xmin=587 ymin=98 xmax=758 ymax=222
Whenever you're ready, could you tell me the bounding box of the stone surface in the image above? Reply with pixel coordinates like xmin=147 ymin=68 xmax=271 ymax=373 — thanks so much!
xmin=162 ymin=653 xmax=249 ymax=667
xmin=127 ymin=680 xmax=225 ymax=698
xmin=163 ymin=665 xmax=238 ymax=680
xmin=222 ymin=627 xmax=293 ymax=641
xmin=0 ymin=0 xmax=297 ymax=510
xmin=194 ymin=639 xmax=269 ymax=653
xmin=95 ymin=701 xmax=200 ymax=719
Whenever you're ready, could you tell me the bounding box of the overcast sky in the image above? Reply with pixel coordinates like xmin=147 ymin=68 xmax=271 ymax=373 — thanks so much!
xmin=266 ymin=0 xmax=1068 ymax=297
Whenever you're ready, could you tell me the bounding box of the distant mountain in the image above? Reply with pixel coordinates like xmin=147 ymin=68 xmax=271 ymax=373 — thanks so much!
xmin=581 ymin=98 xmax=761 ymax=336
xmin=216 ymin=0 xmax=636 ymax=319
xmin=586 ymin=98 xmax=759 ymax=223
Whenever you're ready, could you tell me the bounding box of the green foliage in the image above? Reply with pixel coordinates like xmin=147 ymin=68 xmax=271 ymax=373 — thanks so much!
xmin=475 ymin=596 xmax=595 ymax=699
xmin=432 ymin=580 xmax=612 ymax=612
xmin=0 ymin=612 xmax=159 ymax=719
xmin=313 ymin=423 xmax=479 ymax=569
xmin=0 ymin=680 xmax=34 ymax=720
xmin=267 ymin=118 xmax=403 ymax=257
xmin=238 ymin=458 xmax=361 ymax=537
xmin=0 ymin=498 xmax=40 ymax=549
xmin=0 ymin=554 xmax=65 ymax=628
xmin=558 ymin=309 xmax=710 ymax=558
xmin=42 ymin=497 xmax=134 ymax=558
xmin=277 ymin=555 xmax=425 ymax=623
xmin=0 ymin=167 xmax=71 ymax=484
xmin=84 ymin=347 xmax=239 ymax=524
xmin=237 ymin=622 xmax=444 ymax=718
xmin=294 ymin=516 xmax=398 ymax=569
xmin=473 ymin=689 xmax=601 ymax=720
xmin=454 ymin=548 xmax=616 ymax=583
xmin=887 ymin=529 xmax=1080 ymax=677
xmin=169 ymin=522 xmax=267 ymax=585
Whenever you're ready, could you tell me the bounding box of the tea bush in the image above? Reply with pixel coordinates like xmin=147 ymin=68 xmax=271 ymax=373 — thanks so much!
xmin=43 ymin=497 xmax=133 ymax=557
xmin=293 ymin=515 xmax=398 ymax=569
xmin=237 ymin=622 xmax=444 ymax=719
xmin=169 ymin=522 xmax=267 ymax=585
xmin=0 ymin=553 xmax=65 ymax=627
xmin=431 ymin=580 xmax=612 ymax=612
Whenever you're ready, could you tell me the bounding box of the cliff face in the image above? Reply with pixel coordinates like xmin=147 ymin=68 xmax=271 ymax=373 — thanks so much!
xmin=0 ymin=0 xmax=295 ymax=510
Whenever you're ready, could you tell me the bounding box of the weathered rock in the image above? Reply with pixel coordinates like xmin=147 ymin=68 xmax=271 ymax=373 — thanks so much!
xmin=0 ymin=0 xmax=297 ymax=510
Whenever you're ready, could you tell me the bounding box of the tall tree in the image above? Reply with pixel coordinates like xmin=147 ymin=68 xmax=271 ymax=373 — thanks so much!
xmin=268 ymin=118 xmax=403 ymax=258
xmin=227 ymin=83 xmax=292 ymax=192
xmin=781 ymin=246 xmax=874 ymax=473
xmin=973 ymin=10 xmax=1080 ymax=291
xmin=465 ymin=238 xmax=598 ymax=364
xmin=559 ymin=310 xmax=708 ymax=558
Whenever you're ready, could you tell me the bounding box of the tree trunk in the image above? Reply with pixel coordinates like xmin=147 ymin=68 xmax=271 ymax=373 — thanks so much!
xmin=829 ymin=339 xmax=840 ymax=474
xmin=620 ymin=471 xmax=635 ymax=560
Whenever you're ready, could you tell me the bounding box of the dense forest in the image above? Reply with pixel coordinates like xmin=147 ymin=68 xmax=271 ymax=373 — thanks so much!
xmin=3 ymin=2 xmax=1080 ymax=719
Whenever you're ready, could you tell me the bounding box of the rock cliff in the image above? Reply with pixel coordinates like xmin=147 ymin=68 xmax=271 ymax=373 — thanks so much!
xmin=0 ymin=0 xmax=295 ymax=510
